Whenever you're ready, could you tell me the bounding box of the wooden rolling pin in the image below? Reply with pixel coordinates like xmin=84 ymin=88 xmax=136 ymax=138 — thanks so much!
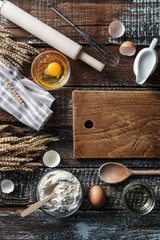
xmin=0 ymin=0 xmax=104 ymax=72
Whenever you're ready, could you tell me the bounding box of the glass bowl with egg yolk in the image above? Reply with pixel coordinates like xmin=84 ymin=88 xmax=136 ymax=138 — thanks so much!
xmin=31 ymin=51 xmax=71 ymax=90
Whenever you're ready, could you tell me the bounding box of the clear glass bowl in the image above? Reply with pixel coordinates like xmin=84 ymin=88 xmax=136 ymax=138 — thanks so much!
xmin=122 ymin=182 xmax=155 ymax=215
xmin=36 ymin=170 xmax=83 ymax=218
xmin=31 ymin=51 xmax=71 ymax=90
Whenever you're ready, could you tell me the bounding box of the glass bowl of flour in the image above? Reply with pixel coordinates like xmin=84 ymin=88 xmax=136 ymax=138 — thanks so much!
xmin=36 ymin=170 xmax=83 ymax=218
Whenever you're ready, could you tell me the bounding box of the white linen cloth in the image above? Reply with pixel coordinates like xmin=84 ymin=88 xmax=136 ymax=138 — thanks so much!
xmin=0 ymin=61 xmax=55 ymax=131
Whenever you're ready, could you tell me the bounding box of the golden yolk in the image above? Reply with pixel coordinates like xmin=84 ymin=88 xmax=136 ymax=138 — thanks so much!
xmin=47 ymin=62 xmax=62 ymax=77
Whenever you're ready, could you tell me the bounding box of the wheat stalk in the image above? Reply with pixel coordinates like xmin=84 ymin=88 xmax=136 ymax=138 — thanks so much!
xmin=24 ymin=162 xmax=43 ymax=168
xmin=0 ymin=156 xmax=33 ymax=162
xmin=0 ymin=28 xmax=39 ymax=71
xmin=17 ymin=41 xmax=39 ymax=55
xmin=11 ymin=146 xmax=47 ymax=156
xmin=0 ymin=125 xmax=9 ymax=131
xmin=32 ymin=137 xmax=59 ymax=146
xmin=5 ymin=56 xmax=24 ymax=72
xmin=0 ymin=32 xmax=12 ymax=38
xmin=0 ymin=125 xmax=59 ymax=172
xmin=24 ymin=153 xmax=41 ymax=158
xmin=0 ymin=166 xmax=33 ymax=172
xmin=12 ymin=135 xmax=33 ymax=143
xmin=0 ymin=136 xmax=18 ymax=144
xmin=0 ymin=161 xmax=20 ymax=166
xmin=0 ymin=41 xmax=12 ymax=51
xmin=0 ymin=55 xmax=10 ymax=68
xmin=0 ymin=49 xmax=31 ymax=64
xmin=5 ymin=38 xmax=29 ymax=55
xmin=2 ymin=78 xmax=26 ymax=107
xmin=27 ymin=134 xmax=57 ymax=142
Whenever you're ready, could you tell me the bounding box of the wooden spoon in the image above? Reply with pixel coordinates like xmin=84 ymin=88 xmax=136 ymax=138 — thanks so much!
xmin=20 ymin=186 xmax=58 ymax=217
xmin=99 ymin=162 xmax=160 ymax=184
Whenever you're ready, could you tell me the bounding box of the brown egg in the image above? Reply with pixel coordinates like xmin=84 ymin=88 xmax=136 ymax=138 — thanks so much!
xmin=89 ymin=185 xmax=105 ymax=207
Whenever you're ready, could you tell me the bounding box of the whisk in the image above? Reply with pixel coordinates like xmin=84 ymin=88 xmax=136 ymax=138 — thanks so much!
xmin=51 ymin=7 xmax=120 ymax=67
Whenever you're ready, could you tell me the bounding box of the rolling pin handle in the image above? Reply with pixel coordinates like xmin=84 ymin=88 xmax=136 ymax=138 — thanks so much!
xmin=77 ymin=51 xmax=105 ymax=72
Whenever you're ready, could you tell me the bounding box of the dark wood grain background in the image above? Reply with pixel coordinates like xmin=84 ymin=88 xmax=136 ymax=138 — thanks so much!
xmin=0 ymin=0 xmax=160 ymax=239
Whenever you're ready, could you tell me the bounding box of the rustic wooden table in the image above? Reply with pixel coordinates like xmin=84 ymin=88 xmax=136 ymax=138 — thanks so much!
xmin=0 ymin=0 xmax=160 ymax=239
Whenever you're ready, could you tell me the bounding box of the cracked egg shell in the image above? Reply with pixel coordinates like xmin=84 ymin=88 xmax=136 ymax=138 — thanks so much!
xmin=119 ymin=41 xmax=136 ymax=56
xmin=108 ymin=21 xmax=125 ymax=38
xmin=1 ymin=179 xmax=14 ymax=194
xmin=43 ymin=150 xmax=61 ymax=168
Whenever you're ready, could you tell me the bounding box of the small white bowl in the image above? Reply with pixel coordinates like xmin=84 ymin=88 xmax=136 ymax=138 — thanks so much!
xmin=43 ymin=150 xmax=61 ymax=168
xmin=1 ymin=179 xmax=14 ymax=194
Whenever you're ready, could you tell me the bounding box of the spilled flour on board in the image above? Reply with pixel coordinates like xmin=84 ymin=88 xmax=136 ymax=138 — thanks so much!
xmin=76 ymin=222 xmax=98 ymax=239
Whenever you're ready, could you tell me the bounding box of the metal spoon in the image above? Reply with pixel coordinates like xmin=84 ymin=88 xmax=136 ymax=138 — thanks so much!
xmin=20 ymin=184 xmax=58 ymax=217
xmin=99 ymin=162 xmax=160 ymax=184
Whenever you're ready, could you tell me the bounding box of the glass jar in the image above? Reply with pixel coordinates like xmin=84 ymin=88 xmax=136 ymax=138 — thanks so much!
xmin=122 ymin=182 xmax=155 ymax=215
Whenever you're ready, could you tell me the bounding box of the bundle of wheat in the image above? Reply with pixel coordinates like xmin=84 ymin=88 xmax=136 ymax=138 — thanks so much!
xmin=0 ymin=125 xmax=59 ymax=173
xmin=0 ymin=28 xmax=39 ymax=72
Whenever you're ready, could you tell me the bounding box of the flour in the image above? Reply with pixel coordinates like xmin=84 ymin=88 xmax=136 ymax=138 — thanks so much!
xmin=37 ymin=170 xmax=82 ymax=213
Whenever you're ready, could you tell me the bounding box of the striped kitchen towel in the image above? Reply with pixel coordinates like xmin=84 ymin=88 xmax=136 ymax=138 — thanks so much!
xmin=0 ymin=61 xmax=55 ymax=131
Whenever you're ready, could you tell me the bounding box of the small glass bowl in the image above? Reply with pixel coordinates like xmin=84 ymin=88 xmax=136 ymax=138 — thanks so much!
xmin=31 ymin=51 xmax=71 ymax=90
xmin=36 ymin=170 xmax=83 ymax=218
xmin=122 ymin=182 xmax=155 ymax=216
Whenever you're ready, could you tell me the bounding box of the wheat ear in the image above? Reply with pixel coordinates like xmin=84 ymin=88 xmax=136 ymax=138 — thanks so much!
xmin=5 ymin=56 xmax=24 ymax=72
xmin=0 ymin=156 xmax=33 ymax=162
xmin=0 ymin=166 xmax=33 ymax=172
xmin=2 ymin=78 xmax=26 ymax=107
xmin=17 ymin=41 xmax=39 ymax=55
xmin=0 ymin=161 xmax=20 ymax=166
xmin=0 ymin=55 xmax=10 ymax=68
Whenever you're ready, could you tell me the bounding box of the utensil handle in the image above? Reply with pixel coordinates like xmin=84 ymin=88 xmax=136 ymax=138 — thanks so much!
xmin=51 ymin=7 xmax=76 ymax=28
xmin=149 ymin=38 xmax=158 ymax=50
xmin=132 ymin=170 xmax=160 ymax=175
xmin=20 ymin=194 xmax=56 ymax=217
xmin=0 ymin=1 xmax=82 ymax=60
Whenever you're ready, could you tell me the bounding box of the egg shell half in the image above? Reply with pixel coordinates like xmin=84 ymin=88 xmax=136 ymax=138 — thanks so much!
xmin=108 ymin=21 xmax=125 ymax=38
xmin=119 ymin=41 xmax=136 ymax=56
xmin=1 ymin=179 xmax=14 ymax=194
xmin=43 ymin=150 xmax=61 ymax=168
xmin=89 ymin=185 xmax=105 ymax=207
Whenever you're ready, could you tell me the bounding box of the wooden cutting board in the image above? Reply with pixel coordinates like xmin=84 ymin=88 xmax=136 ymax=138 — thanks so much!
xmin=73 ymin=91 xmax=160 ymax=158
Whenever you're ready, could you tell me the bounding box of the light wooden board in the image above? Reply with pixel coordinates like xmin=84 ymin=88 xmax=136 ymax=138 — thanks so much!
xmin=73 ymin=90 xmax=160 ymax=158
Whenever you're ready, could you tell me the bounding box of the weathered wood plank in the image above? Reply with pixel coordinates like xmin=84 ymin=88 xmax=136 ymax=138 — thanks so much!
xmin=23 ymin=46 xmax=160 ymax=88
xmin=1 ymin=168 xmax=160 ymax=209
xmin=0 ymin=209 xmax=160 ymax=240
xmin=0 ymin=45 xmax=157 ymax=89
xmin=1 ymin=125 xmax=160 ymax=168
xmin=0 ymin=0 xmax=159 ymax=45
xmin=1 ymin=87 xmax=160 ymax=127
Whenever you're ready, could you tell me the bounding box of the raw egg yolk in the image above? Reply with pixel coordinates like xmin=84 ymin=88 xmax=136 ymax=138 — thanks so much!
xmin=47 ymin=62 xmax=62 ymax=77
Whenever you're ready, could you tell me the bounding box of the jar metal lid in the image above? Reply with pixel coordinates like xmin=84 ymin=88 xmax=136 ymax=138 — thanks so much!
xmin=122 ymin=182 xmax=155 ymax=215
